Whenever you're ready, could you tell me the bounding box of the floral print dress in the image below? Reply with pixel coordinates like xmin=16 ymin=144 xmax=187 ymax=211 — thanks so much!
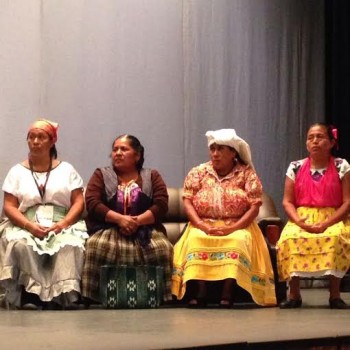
xmin=171 ymin=162 xmax=276 ymax=306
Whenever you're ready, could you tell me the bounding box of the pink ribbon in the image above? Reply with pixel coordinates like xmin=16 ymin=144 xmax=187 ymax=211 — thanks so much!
xmin=331 ymin=127 xmax=338 ymax=141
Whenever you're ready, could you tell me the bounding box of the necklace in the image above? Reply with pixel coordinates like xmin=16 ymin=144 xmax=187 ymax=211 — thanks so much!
xmin=29 ymin=158 xmax=53 ymax=203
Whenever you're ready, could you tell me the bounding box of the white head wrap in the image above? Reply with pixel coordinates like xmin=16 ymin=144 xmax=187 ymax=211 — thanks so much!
xmin=205 ymin=128 xmax=254 ymax=169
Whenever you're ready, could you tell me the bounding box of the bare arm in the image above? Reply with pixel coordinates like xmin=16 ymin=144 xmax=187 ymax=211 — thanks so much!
xmin=183 ymin=197 xmax=203 ymax=227
xmin=283 ymin=173 xmax=350 ymax=233
xmin=47 ymin=188 xmax=84 ymax=233
xmin=312 ymin=172 xmax=350 ymax=232
xmin=207 ymin=203 xmax=261 ymax=236
xmin=3 ymin=192 xmax=30 ymax=230
xmin=282 ymin=176 xmax=302 ymax=225
xmin=283 ymin=175 xmax=316 ymax=231
xmin=184 ymin=197 xmax=261 ymax=236
xmin=3 ymin=192 xmax=48 ymax=238
xmin=220 ymin=203 xmax=260 ymax=233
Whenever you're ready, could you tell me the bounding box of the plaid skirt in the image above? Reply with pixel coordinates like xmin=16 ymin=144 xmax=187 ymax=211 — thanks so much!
xmin=81 ymin=227 xmax=173 ymax=302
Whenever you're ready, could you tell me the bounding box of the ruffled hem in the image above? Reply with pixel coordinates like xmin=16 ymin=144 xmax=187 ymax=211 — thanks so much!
xmin=290 ymin=269 xmax=345 ymax=279
xmin=5 ymin=223 xmax=88 ymax=256
xmin=1 ymin=266 xmax=81 ymax=307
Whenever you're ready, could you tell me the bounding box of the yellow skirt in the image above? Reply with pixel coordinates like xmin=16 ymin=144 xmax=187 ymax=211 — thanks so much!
xmin=171 ymin=221 xmax=276 ymax=306
xmin=277 ymin=207 xmax=350 ymax=281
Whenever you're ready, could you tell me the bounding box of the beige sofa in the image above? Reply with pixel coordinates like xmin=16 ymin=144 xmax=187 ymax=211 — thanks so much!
xmin=163 ymin=188 xmax=287 ymax=303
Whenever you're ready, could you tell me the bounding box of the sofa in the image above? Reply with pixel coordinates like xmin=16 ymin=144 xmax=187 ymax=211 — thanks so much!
xmin=163 ymin=188 xmax=287 ymax=304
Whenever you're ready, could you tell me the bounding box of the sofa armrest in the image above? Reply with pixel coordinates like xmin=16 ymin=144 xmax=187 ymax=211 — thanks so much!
xmin=256 ymin=191 xmax=283 ymax=245
xmin=257 ymin=217 xmax=283 ymax=246
xmin=256 ymin=217 xmax=283 ymax=229
xmin=163 ymin=222 xmax=187 ymax=245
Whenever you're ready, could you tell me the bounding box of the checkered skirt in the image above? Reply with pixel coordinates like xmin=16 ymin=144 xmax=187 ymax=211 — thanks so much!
xmin=82 ymin=227 xmax=173 ymax=302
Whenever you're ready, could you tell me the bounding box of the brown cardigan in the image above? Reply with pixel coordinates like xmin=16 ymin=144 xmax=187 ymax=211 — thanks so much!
xmin=85 ymin=167 xmax=168 ymax=234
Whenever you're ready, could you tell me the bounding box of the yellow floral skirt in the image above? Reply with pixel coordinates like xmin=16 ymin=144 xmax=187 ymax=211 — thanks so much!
xmin=277 ymin=207 xmax=350 ymax=281
xmin=171 ymin=221 xmax=276 ymax=306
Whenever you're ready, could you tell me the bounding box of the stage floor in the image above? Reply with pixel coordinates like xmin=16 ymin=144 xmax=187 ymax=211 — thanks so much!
xmin=1 ymin=289 xmax=350 ymax=350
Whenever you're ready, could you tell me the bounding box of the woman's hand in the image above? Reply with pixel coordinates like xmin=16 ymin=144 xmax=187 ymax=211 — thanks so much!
xmin=308 ymin=222 xmax=328 ymax=233
xmin=26 ymin=222 xmax=50 ymax=239
xmin=205 ymin=224 xmax=235 ymax=236
xmin=3 ymin=193 xmax=51 ymax=239
xmin=283 ymin=179 xmax=324 ymax=233
xmin=195 ymin=221 xmax=231 ymax=236
xmin=118 ymin=215 xmax=139 ymax=236
xmin=295 ymin=216 xmax=328 ymax=234
xmin=195 ymin=221 xmax=211 ymax=235
xmin=300 ymin=221 xmax=328 ymax=234
xmin=105 ymin=210 xmax=140 ymax=235
xmin=295 ymin=216 xmax=311 ymax=230
xmin=207 ymin=226 xmax=232 ymax=236
xmin=45 ymin=220 xmax=69 ymax=234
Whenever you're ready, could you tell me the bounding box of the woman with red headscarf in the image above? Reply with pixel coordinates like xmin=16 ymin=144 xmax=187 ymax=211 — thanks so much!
xmin=278 ymin=123 xmax=350 ymax=309
xmin=0 ymin=119 xmax=88 ymax=310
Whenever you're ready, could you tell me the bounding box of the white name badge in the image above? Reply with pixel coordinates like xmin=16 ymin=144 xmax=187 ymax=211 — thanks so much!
xmin=35 ymin=205 xmax=54 ymax=227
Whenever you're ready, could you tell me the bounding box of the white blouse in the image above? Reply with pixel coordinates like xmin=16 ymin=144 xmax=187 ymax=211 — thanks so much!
xmin=286 ymin=157 xmax=350 ymax=182
xmin=2 ymin=161 xmax=83 ymax=212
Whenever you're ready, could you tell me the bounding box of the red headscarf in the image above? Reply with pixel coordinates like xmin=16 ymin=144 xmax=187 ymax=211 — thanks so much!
xmin=28 ymin=119 xmax=59 ymax=143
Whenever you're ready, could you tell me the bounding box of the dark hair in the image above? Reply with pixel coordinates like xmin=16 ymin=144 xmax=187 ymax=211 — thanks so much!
xmin=50 ymin=145 xmax=58 ymax=159
xmin=308 ymin=122 xmax=338 ymax=155
xmin=220 ymin=145 xmax=246 ymax=166
xmin=113 ymin=134 xmax=145 ymax=171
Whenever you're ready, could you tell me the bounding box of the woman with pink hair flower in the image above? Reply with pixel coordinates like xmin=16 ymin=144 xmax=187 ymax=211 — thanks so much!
xmin=278 ymin=123 xmax=350 ymax=309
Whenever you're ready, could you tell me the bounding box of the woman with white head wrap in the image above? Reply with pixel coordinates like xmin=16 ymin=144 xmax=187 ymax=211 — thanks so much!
xmin=172 ymin=129 xmax=276 ymax=307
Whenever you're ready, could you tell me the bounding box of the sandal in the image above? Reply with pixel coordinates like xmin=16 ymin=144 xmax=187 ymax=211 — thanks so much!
xmin=219 ymin=299 xmax=233 ymax=309
xmin=187 ymin=297 xmax=207 ymax=308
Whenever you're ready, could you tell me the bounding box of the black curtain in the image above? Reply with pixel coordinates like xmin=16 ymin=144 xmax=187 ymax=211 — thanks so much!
xmin=325 ymin=0 xmax=350 ymax=161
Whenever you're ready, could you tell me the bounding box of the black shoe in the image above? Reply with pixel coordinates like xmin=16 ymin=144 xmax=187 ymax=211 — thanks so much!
xmin=279 ymin=298 xmax=302 ymax=309
xmin=20 ymin=289 xmax=42 ymax=310
xmin=21 ymin=303 xmax=40 ymax=311
xmin=329 ymin=298 xmax=348 ymax=309
xmin=42 ymin=301 xmax=63 ymax=311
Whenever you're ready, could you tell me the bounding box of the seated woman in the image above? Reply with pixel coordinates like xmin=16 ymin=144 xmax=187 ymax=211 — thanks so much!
xmin=172 ymin=129 xmax=276 ymax=307
xmin=81 ymin=134 xmax=173 ymax=303
xmin=0 ymin=119 xmax=88 ymax=310
xmin=278 ymin=123 xmax=350 ymax=309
